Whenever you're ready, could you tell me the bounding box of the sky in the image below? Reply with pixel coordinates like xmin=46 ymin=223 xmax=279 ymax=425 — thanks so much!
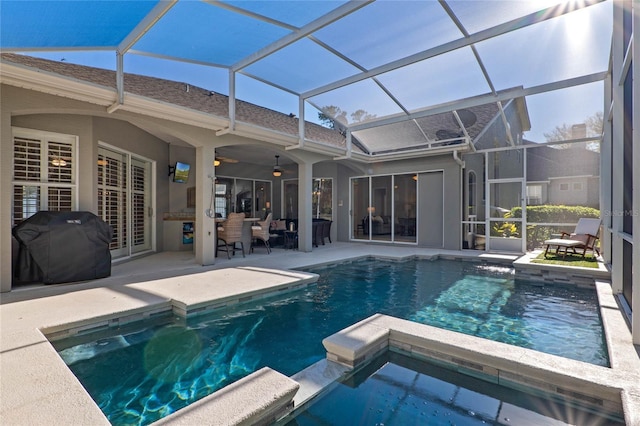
xmin=6 ymin=0 xmax=612 ymax=144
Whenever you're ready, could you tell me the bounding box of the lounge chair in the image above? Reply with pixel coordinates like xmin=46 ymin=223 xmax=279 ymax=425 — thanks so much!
xmin=217 ymin=212 xmax=246 ymax=259
xmin=251 ymin=213 xmax=272 ymax=254
xmin=543 ymin=218 xmax=601 ymax=259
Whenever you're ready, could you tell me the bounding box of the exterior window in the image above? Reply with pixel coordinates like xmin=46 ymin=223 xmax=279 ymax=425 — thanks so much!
xmin=526 ymin=184 xmax=542 ymax=205
xmin=468 ymin=171 xmax=477 ymax=216
xmin=573 ymin=182 xmax=583 ymax=191
xmin=214 ymin=177 xmax=272 ymax=219
xmin=283 ymin=179 xmax=298 ymax=219
xmin=12 ymin=129 xmax=76 ymax=226
xmin=559 ymin=183 xmax=569 ymax=191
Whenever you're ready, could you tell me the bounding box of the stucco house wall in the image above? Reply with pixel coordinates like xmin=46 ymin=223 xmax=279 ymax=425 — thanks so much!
xmin=8 ymin=93 xmax=172 ymax=253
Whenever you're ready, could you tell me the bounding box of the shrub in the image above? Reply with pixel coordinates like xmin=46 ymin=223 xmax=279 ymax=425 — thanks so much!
xmin=508 ymin=205 xmax=600 ymax=249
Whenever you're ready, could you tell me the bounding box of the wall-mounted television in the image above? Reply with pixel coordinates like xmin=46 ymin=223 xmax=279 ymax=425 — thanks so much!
xmin=173 ymin=161 xmax=191 ymax=183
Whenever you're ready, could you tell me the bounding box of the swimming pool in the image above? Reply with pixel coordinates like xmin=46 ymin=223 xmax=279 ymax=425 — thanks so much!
xmin=281 ymin=351 xmax=623 ymax=425
xmin=51 ymin=258 xmax=608 ymax=425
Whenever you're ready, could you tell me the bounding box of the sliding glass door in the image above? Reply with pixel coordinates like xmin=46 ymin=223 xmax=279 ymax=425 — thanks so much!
xmin=351 ymin=174 xmax=416 ymax=243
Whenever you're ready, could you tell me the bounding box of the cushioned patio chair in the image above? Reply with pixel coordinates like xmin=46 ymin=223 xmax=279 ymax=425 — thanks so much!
xmin=544 ymin=218 xmax=601 ymax=259
xmin=252 ymin=213 xmax=272 ymax=254
xmin=217 ymin=212 xmax=245 ymax=259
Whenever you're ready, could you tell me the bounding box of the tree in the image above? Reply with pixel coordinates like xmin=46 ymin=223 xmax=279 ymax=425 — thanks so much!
xmin=350 ymin=109 xmax=376 ymax=123
xmin=318 ymin=105 xmax=376 ymax=131
xmin=318 ymin=106 xmax=347 ymax=129
xmin=543 ymin=111 xmax=603 ymax=151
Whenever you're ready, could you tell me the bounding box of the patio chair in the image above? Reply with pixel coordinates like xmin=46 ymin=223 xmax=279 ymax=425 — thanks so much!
xmin=543 ymin=218 xmax=601 ymax=259
xmin=217 ymin=212 xmax=246 ymax=259
xmin=251 ymin=213 xmax=272 ymax=254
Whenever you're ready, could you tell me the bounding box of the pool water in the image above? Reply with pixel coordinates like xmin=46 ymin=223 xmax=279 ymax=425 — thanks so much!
xmin=282 ymin=352 xmax=623 ymax=426
xmin=52 ymin=258 xmax=608 ymax=425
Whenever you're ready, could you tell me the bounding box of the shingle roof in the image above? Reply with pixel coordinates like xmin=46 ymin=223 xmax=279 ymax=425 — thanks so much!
xmin=526 ymin=143 xmax=600 ymax=181
xmin=1 ymin=53 xmax=346 ymax=148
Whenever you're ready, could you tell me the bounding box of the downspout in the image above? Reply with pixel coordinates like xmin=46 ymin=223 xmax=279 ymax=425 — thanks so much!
xmin=453 ymin=150 xmax=465 ymax=168
xmin=107 ymin=52 xmax=124 ymax=114
xmin=454 ymin=149 xmax=465 ymax=251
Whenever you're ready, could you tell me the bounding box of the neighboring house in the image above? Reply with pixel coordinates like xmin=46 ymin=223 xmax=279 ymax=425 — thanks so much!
xmin=526 ymin=143 xmax=600 ymax=208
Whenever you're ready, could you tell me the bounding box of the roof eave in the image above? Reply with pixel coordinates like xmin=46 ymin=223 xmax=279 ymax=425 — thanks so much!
xmin=1 ymin=58 xmax=353 ymax=156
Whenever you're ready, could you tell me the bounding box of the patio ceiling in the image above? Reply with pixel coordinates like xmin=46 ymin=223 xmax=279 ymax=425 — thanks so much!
xmin=0 ymin=0 xmax=612 ymax=158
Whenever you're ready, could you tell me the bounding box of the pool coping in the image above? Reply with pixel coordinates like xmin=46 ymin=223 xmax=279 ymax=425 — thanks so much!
xmin=1 ymin=250 xmax=636 ymax=425
xmin=0 ymin=266 xmax=319 ymax=425
xmin=317 ymin=313 xmax=639 ymax=424
xmin=513 ymin=249 xmax=611 ymax=286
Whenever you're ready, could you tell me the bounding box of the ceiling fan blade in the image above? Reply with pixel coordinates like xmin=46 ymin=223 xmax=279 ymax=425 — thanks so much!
xmin=219 ymin=156 xmax=239 ymax=164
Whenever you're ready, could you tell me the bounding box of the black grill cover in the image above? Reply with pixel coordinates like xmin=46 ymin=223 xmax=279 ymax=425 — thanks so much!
xmin=12 ymin=211 xmax=112 ymax=284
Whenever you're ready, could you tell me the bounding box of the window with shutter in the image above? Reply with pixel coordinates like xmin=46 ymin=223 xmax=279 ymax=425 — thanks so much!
xmin=12 ymin=129 xmax=77 ymax=226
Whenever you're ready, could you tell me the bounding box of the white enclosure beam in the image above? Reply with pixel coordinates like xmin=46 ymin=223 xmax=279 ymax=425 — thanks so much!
xmin=229 ymin=70 xmax=236 ymax=131
xmin=231 ymin=0 xmax=372 ymax=72
xmin=349 ymin=72 xmax=607 ymax=133
xmin=117 ymin=0 xmax=177 ymax=54
xmin=302 ymin=0 xmax=604 ymax=99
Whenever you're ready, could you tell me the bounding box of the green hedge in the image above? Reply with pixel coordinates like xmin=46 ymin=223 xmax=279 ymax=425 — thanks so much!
xmin=509 ymin=205 xmax=600 ymax=222
xmin=508 ymin=205 xmax=600 ymax=249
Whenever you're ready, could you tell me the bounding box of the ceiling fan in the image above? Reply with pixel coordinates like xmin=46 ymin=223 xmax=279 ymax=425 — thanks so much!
xmin=214 ymin=155 xmax=239 ymax=166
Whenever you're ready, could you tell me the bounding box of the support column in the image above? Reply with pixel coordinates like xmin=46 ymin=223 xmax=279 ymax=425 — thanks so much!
xmin=601 ymin=70 xmax=613 ymax=265
xmin=610 ymin=1 xmax=625 ymax=295
xmin=195 ymin=145 xmax=216 ymax=265
xmin=631 ymin=1 xmax=640 ymax=345
xmin=298 ymin=161 xmax=313 ymax=252
xmin=1 ymin=105 xmax=13 ymax=291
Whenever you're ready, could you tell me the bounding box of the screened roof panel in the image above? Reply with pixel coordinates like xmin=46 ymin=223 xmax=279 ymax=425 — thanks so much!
xmin=308 ymin=78 xmax=404 ymax=126
xmin=376 ymin=46 xmax=492 ymax=111
xmin=223 ymin=0 xmax=349 ymax=28
xmin=352 ymin=102 xmax=502 ymax=154
xmin=134 ymin=1 xmax=291 ymax=66
xmin=0 ymin=1 xmax=158 ymax=49
xmin=126 ymin=54 xmax=230 ymax=95
xmin=243 ymin=38 xmax=361 ymax=94
xmin=447 ymin=0 xmax=566 ymax=34
xmin=0 ymin=0 xmax=612 ymax=159
xmin=313 ymin=1 xmax=462 ymax=70
xmin=414 ymin=104 xmax=499 ymax=141
xmin=353 ymin=120 xmax=432 ymax=153
xmin=475 ymin=2 xmax=612 ymax=91
xmin=236 ymin=73 xmax=297 ymax=115
xmin=523 ymin=81 xmax=604 ymax=143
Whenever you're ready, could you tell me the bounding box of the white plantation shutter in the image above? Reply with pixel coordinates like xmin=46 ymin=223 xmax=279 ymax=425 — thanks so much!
xmin=12 ymin=130 xmax=76 ymax=225
xmin=98 ymin=145 xmax=152 ymax=257
xmin=13 ymin=136 xmax=41 ymax=182
xmin=131 ymin=160 xmax=148 ymax=248
xmin=98 ymin=149 xmax=128 ymax=253
xmin=47 ymin=141 xmax=73 ymax=183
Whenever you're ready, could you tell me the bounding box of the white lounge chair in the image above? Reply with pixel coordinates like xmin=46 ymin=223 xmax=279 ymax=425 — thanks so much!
xmin=543 ymin=218 xmax=601 ymax=259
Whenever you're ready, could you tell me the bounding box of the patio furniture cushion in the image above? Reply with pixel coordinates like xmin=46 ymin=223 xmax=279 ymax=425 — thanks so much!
xmin=544 ymin=238 xmax=583 ymax=248
xmin=543 ymin=238 xmax=586 ymax=259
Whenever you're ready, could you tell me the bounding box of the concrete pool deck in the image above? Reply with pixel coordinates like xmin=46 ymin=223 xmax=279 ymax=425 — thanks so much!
xmin=1 ymin=243 xmax=638 ymax=425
